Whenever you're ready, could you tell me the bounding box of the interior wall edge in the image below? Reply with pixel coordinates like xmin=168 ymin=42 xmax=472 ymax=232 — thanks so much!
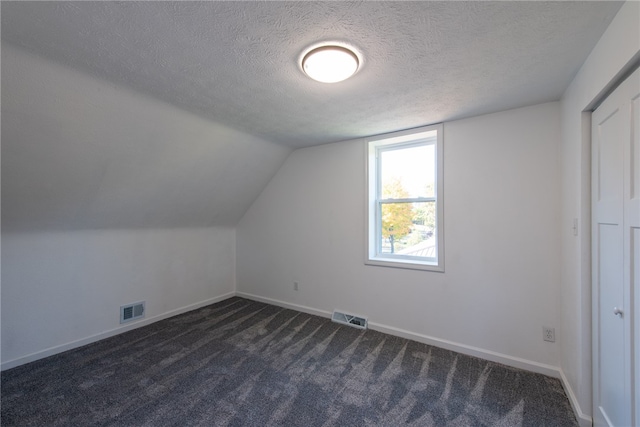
xmin=235 ymin=291 xmax=332 ymax=320
xmin=559 ymin=369 xmax=593 ymax=427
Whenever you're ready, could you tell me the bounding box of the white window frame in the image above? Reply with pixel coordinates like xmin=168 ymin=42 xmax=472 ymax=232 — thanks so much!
xmin=365 ymin=123 xmax=444 ymax=272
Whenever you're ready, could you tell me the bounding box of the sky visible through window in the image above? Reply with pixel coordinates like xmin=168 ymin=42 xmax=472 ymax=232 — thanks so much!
xmin=381 ymin=144 xmax=435 ymax=198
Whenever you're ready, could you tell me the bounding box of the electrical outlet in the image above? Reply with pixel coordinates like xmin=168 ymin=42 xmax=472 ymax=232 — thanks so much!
xmin=543 ymin=327 xmax=555 ymax=342
xmin=293 ymin=281 xmax=299 ymax=291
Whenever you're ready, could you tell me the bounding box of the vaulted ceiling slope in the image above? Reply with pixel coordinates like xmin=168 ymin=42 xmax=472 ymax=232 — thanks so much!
xmin=2 ymin=1 xmax=622 ymax=148
xmin=1 ymin=44 xmax=291 ymax=231
xmin=0 ymin=2 xmax=624 ymax=232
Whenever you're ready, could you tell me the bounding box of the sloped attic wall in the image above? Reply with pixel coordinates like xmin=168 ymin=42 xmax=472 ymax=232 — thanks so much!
xmin=2 ymin=43 xmax=291 ymax=231
xmin=1 ymin=43 xmax=290 ymax=367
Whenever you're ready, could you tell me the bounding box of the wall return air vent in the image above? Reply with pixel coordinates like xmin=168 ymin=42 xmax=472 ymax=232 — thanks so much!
xmin=331 ymin=310 xmax=368 ymax=330
xmin=120 ymin=301 xmax=145 ymax=324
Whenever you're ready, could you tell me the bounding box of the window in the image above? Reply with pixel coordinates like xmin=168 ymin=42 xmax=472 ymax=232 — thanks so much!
xmin=366 ymin=124 xmax=444 ymax=271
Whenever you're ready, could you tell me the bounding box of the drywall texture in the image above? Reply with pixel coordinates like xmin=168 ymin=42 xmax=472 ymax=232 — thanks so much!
xmin=237 ymin=102 xmax=561 ymax=369
xmin=1 ymin=227 xmax=235 ymax=366
xmin=1 ymin=2 xmax=621 ymax=147
xmin=1 ymin=43 xmax=291 ymax=232
xmin=559 ymin=0 xmax=640 ymax=422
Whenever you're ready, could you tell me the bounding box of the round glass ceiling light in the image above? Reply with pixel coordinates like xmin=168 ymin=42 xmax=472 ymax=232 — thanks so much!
xmin=302 ymin=45 xmax=359 ymax=83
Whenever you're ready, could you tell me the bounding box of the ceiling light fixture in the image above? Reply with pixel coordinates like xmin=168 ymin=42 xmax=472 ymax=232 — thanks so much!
xmin=302 ymin=45 xmax=359 ymax=83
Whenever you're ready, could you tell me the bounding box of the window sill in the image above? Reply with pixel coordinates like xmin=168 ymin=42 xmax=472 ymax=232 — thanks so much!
xmin=365 ymin=257 xmax=444 ymax=272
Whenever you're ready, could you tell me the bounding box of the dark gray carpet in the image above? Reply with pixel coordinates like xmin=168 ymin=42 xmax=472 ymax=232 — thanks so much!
xmin=1 ymin=297 xmax=577 ymax=426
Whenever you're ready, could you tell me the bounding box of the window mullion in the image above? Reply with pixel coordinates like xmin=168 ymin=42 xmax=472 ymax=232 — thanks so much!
xmin=380 ymin=197 xmax=434 ymax=204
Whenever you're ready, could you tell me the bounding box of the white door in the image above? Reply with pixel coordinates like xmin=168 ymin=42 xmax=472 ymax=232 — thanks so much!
xmin=592 ymin=67 xmax=639 ymax=427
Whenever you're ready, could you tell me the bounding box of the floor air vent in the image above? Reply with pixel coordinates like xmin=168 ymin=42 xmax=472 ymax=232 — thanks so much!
xmin=120 ymin=301 xmax=145 ymax=324
xmin=332 ymin=310 xmax=368 ymax=330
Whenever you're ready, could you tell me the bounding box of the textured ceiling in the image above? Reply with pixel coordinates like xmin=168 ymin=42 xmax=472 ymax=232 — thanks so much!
xmin=1 ymin=1 xmax=623 ymax=148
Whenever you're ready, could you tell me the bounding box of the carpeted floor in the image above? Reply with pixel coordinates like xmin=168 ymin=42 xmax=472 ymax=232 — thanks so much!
xmin=1 ymin=297 xmax=577 ymax=426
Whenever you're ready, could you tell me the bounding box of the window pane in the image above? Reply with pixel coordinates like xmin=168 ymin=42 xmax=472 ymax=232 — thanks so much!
xmin=379 ymin=201 xmax=436 ymax=257
xmin=381 ymin=144 xmax=435 ymax=199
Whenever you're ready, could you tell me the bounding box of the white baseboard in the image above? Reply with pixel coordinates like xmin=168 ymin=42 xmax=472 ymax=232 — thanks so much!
xmin=559 ymin=369 xmax=593 ymax=427
xmin=236 ymin=292 xmax=560 ymax=378
xmin=4 ymin=289 xmax=590 ymax=426
xmin=238 ymin=292 xmax=594 ymax=424
xmin=368 ymin=322 xmax=561 ymax=378
xmin=236 ymin=292 xmax=332 ymax=319
xmin=1 ymin=292 xmax=236 ymax=371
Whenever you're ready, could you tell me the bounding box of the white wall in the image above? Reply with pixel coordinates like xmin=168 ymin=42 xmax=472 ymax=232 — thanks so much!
xmin=237 ymin=102 xmax=561 ymax=372
xmin=559 ymin=1 xmax=640 ymax=424
xmin=1 ymin=227 xmax=235 ymax=369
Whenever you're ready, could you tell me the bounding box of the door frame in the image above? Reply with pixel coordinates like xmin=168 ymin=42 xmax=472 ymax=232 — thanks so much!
xmin=588 ymin=63 xmax=640 ymax=427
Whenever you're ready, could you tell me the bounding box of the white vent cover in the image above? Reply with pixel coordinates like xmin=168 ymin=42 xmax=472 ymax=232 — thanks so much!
xmin=120 ymin=301 xmax=145 ymax=324
xmin=332 ymin=310 xmax=368 ymax=330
